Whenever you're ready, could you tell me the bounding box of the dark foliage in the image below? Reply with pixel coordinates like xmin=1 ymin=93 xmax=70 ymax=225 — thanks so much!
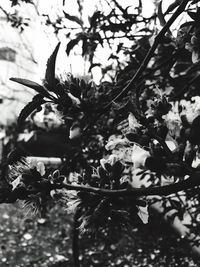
xmin=3 ymin=0 xmax=200 ymax=266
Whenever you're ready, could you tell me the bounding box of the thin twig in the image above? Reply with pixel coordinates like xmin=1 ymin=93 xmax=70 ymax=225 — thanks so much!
xmin=83 ymin=0 xmax=191 ymax=133
xmin=103 ymin=0 xmax=191 ymax=109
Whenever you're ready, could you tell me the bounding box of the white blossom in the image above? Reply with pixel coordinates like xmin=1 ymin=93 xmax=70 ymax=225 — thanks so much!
xmin=128 ymin=113 xmax=141 ymax=130
xmin=131 ymin=144 xmax=150 ymax=169
xmin=137 ymin=205 xmax=149 ymax=224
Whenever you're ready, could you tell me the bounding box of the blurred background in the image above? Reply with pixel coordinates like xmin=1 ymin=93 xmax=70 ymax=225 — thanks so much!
xmin=0 ymin=0 xmax=169 ymax=123
xmin=1 ymin=1 xmax=200 ymax=267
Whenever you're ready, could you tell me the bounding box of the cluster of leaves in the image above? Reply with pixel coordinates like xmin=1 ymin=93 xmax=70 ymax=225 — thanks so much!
xmin=0 ymin=5 xmax=30 ymax=32
xmin=6 ymin=3 xmax=200 ymax=229
xmin=10 ymin=42 xmax=119 ymax=172
xmin=67 ymin=158 xmax=148 ymax=233
xmin=65 ymin=5 xmax=155 ymax=74
xmin=7 ymin=42 xmax=148 ymax=231
xmin=37 ymin=0 xmax=155 ymax=78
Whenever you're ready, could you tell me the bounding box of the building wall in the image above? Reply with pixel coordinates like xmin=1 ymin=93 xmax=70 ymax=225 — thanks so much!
xmin=0 ymin=3 xmax=41 ymax=124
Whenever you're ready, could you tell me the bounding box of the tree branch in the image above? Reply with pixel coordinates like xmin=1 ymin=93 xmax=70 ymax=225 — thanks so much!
xmin=49 ymin=172 xmax=200 ymax=197
xmin=83 ymin=0 xmax=191 ymax=133
xmin=2 ymin=170 xmax=200 ymax=204
xmin=103 ymin=0 xmax=190 ymax=108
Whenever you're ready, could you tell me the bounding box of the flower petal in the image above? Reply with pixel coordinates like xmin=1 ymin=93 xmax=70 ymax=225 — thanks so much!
xmin=11 ymin=176 xmax=21 ymax=190
xmin=128 ymin=113 xmax=141 ymax=130
xmin=36 ymin=162 xmax=46 ymax=176
xmin=137 ymin=205 xmax=149 ymax=224
xmin=192 ymin=50 xmax=200 ymax=63
xmin=132 ymin=144 xmax=150 ymax=168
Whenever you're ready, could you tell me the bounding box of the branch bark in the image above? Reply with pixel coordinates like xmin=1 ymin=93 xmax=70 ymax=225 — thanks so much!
xmin=48 ymin=171 xmax=200 ymax=198
xmin=3 ymin=170 xmax=200 ymax=205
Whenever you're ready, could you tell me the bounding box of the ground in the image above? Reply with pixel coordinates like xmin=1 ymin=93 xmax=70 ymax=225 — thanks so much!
xmin=0 ymin=202 xmax=199 ymax=267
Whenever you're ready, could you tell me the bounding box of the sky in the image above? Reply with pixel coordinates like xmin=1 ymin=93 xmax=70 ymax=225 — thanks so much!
xmin=0 ymin=0 xmax=181 ymax=82
xmin=2 ymin=0 xmax=177 ymax=80
xmin=33 ymin=0 xmax=178 ymax=83
xmin=36 ymin=0 xmax=157 ymax=81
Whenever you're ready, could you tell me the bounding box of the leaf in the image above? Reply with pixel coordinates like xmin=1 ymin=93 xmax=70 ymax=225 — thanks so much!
xmin=170 ymin=199 xmax=182 ymax=211
xmin=93 ymin=32 xmax=103 ymax=46
xmin=63 ymin=11 xmax=83 ymax=26
xmin=157 ymin=0 xmax=166 ymax=27
xmin=69 ymin=83 xmax=81 ymax=98
xmin=11 ymin=176 xmax=21 ymax=190
xmin=36 ymin=162 xmax=45 ymax=176
xmin=128 ymin=112 xmax=141 ymax=129
xmin=137 ymin=205 xmax=149 ymax=224
xmin=179 ymin=21 xmax=194 ymax=29
xmin=131 ymin=144 xmax=150 ymax=169
xmin=89 ymin=11 xmax=101 ymax=29
xmin=18 ymin=99 xmax=46 ymax=130
xmin=7 ymin=149 xmax=25 ymax=165
xmin=88 ymin=63 xmax=101 ymax=72
xmin=66 ymin=39 xmax=79 ymax=55
xmin=192 ymin=50 xmax=200 ymax=64
xmin=116 ymin=43 xmax=123 ymax=54
xmin=188 ymin=11 xmax=197 ymax=21
xmin=10 ymin=78 xmax=50 ymax=98
xmin=130 ymin=90 xmax=144 ymax=123
xmin=45 ymin=42 xmax=61 ymax=91
xmin=157 ymin=1 xmax=172 ymax=35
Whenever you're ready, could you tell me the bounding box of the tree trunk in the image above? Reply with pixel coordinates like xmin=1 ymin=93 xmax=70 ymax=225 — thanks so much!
xmin=72 ymin=209 xmax=81 ymax=267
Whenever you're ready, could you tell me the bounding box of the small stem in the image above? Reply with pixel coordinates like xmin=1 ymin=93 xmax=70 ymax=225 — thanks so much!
xmin=72 ymin=209 xmax=81 ymax=267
